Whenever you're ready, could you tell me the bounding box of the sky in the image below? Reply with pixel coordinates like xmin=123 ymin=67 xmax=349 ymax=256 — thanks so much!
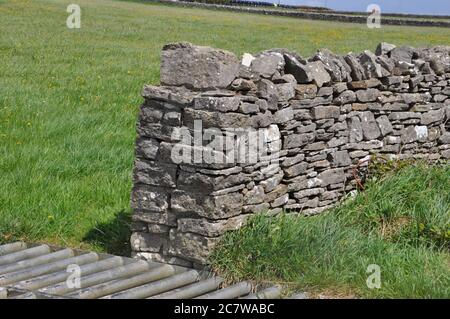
xmin=258 ymin=0 xmax=450 ymax=16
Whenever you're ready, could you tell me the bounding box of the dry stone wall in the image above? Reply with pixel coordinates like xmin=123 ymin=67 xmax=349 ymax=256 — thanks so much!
xmin=153 ymin=1 xmax=450 ymax=28
xmin=131 ymin=42 xmax=450 ymax=268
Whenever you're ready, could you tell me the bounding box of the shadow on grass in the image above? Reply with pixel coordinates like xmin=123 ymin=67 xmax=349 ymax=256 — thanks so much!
xmin=83 ymin=210 xmax=132 ymax=257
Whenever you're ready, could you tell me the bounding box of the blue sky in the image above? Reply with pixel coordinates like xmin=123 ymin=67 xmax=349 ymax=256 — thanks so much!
xmin=258 ymin=0 xmax=450 ymax=15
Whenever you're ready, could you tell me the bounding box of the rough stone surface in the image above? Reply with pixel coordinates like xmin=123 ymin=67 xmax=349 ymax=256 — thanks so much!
xmin=359 ymin=50 xmax=383 ymax=78
xmin=312 ymin=106 xmax=340 ymax=120
xmin=334 ymin=90 xmax=356 ymax=105
xmin=345 ymin=53 xmax=366 ymax=81
xmin=376 ymin=115 xmax=394 ymax=136
xmin=356 ymin=88 xmax=380 ymax=102
xmin=421 ymin=109 xmax=445 ymax=125
xmin=160 ymin=42 xmax=239 ymax=89
xmin=390 ymin=46 xmax=415 ymax=63
xmin=358 ymin=111 xmax=381 ymax=140
xmin=285 ymin=58 xmax=331 ymax=87
xmin=251 ymin=52 xmax=285 ymax=78
xmin=295 ymin=84 xmax=318 ymax=99
xmin=177 ymin=215 xmax=248 ymax=237
xmin=348 ymin=116 xmax=363 ymax=142
xmin=328 ymin=150 xmax=351 ymax=167
xmin=312 ymin=49 xmax=352 ymax=82
xmin=194 ymin=96 xmax=240 ymax=112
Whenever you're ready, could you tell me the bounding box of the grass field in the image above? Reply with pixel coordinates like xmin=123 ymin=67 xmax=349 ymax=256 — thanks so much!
xmin=1 ymin=0 xmax=450 ymax=256
xmin=211 ymin=164 xmax=450 ymax=298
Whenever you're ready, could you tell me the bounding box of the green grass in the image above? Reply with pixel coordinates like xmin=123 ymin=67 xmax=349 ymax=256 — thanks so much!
xmin=1 ymin=0 xmax=450 ymax=255
xmin=210 ymin=164 xmax=450 ymax=298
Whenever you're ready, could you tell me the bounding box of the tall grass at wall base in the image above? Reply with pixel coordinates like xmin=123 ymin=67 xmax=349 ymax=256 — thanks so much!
xmin=210 ymin=164 xmax=450 ymax=298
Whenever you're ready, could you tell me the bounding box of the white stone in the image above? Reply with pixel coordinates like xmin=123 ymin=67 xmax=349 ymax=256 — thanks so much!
xmin=242 ymin=53 xmax=255 ymax=67
xmin=415 ymin=126 xmax=428 ymax=140
xmin=265 ymin=124 xmax=281 ymax=142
